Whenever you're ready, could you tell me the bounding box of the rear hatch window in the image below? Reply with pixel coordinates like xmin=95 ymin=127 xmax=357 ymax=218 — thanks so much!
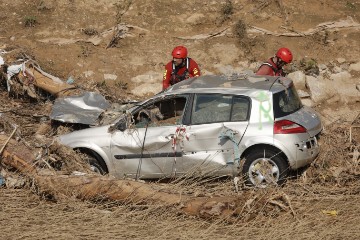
xmin=273 ymin=84 xmax=302 ymax=118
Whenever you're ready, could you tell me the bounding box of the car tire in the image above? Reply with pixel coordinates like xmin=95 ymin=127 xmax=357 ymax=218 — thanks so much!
xmin=242 ymin=148 xmax=289 ymax=187
xmin=83 ymin=153 xmax=108 ymax=175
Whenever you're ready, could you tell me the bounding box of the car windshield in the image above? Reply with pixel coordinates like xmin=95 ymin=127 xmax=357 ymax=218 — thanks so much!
xmin=133 ymin=96 xmax=187 ymax=128
xmin=273 ymin=84 xmax=302 ymax=118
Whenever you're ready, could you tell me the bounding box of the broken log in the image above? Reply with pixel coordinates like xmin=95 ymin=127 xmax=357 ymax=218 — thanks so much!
xmin=0 ymin=134 xmax=283 ymax=220
xmin=178 ymin=17 xmax=360 ymax=40
xmin=0 ymin=135 xmax=37 ymax=175
xmin=26 ymin=63 xmax=82 ymax=98
xmin=248 ymin=17 xmax=360 ymax=37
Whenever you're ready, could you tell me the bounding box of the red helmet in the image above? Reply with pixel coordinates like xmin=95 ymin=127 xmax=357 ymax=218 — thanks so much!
xmin=276 ymin=47 xmax=293 ymax=63
xmin=172 ymin=46 xmax=188 ymax=58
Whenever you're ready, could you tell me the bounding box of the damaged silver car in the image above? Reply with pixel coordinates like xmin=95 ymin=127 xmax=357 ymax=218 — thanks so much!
xmin=58 ymin=74 xmax=322 ymax=187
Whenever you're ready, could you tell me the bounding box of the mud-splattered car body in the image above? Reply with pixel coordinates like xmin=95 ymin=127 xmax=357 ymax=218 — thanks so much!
xmin=58 ymin=74 xmax=322 ymax=186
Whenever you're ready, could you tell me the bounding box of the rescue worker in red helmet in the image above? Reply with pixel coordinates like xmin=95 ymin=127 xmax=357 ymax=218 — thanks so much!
xmin=162 ymin=46 xmax=201 ymax=90
xmin=256 ymin=47 xmax=293 ymax=77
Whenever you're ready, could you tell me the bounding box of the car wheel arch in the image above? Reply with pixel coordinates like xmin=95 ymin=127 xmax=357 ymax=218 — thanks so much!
xmin=240 ymin=144 xmax=288 ymax=165
xmin=75 ymin=147 xmax=109 ymax=174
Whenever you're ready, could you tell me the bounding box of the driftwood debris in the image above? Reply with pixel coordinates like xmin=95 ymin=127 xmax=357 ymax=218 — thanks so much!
xmin=178 ymin=17 xmax=360 ymax=40
xmin=176 ymin=27 xmax=230 ymax=40
xmin=38 ymin=24 xmax=149 ymax=47
xmin=26 ymin=62 xmax=81 ymax=98
xmin=0 ymin=133 xmax=291 ymax=220
xmin=248 ymin=17 xmax=360 ymax=37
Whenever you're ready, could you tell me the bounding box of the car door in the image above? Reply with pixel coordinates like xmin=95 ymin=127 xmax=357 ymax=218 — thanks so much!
xmin=180 ymin=93 xmax=251 ymax=177
xmin=110 ymin=95 xmax=189 ymax=179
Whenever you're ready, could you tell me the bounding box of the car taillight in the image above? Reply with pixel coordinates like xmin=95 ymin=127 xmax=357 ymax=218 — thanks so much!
xmin=274 ymin=120 xmax=307 ymax=134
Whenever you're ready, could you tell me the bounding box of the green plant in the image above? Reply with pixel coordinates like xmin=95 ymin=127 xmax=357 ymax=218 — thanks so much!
xmin=218 ymin=0 xmax=233 ymax=24
xmin=233 ymin=19 xmax=247 ymax=39
xmin=300 ymin=58 xmax=317 ymax=70
xmin=233 ymin=19 xmax=254 ymax=56
xmin=24 ymin=16 xmax=37 ymax=27
xmin=299 ymin=58 xmax=319 ymax=76
xmin=82 ymin=28 xmax=99 ymax=36
xmin=114 ymin=0 xmax=133 ymax=24
xmin=115 ymin=80 xmax=128 ymax=90
xmin=79 ymin=45 xmax=91 ymax=58
xmin=221 ymin=0 xmax=233 ymax=17
xmin=96 ymin=81 xmax=107 ymax=88
xmin=345 ymin=1 xmax=356 ymax=10
xmin=37 ymin=1 xmax=51 ymax=11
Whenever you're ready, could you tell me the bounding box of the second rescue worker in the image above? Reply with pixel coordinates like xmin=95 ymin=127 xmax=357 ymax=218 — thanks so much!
xmin=162 ymin=46 xmax=201 ymax=90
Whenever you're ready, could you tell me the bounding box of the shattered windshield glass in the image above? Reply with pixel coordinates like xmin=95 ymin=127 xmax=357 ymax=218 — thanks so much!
xmin=133 ymin=96 xmax=187 ymax=128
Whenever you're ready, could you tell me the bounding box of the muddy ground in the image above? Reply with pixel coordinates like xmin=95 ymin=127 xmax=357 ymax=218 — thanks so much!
xmin=0 ymin=0 xmax=360 ymax=239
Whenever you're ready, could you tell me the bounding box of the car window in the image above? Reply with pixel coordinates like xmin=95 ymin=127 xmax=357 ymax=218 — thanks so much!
xmin=133 ymin=96 xmax=187 ymax=128
xmin=273 ymin=84 xmax=302 ymax=118
xmin=231 ymin=97 xmax=250 ymax=121
xmin=191 ymin=94 xmax=250 ymax=125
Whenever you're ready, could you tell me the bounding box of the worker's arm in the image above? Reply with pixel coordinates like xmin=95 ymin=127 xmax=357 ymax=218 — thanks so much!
xmin=162 ymin=63 xmax=172 ymax=90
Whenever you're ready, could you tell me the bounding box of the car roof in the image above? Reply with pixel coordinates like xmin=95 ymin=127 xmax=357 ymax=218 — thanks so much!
xmin=164 ymin=73 xmax=292 ymax=96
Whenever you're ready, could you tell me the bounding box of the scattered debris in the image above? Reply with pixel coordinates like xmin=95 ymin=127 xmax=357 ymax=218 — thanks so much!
xmin=248 ymin=17 xmax=360 ymax=37
xmin=177 ymin=17 xmax=360 ymax=40
xmin=177 ymin=27 xmax=230 ymax=40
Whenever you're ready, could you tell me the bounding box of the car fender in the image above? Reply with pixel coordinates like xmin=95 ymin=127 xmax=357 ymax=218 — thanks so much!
xmin=63 ymin=140 xmax=115 ymax=175
xmin=240 ymin=136 xmax=295 ymax=166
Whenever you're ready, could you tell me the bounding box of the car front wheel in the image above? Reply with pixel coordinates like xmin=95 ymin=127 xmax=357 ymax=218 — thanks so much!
xmin=82 ymin=152 xmax=108 ymax=175
xmin=242 ymin=148 xmax=289 ymax=187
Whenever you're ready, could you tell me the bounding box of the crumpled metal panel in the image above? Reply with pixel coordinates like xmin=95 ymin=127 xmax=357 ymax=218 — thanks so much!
xmin=50 ymin=91 xmax=110 ymax=125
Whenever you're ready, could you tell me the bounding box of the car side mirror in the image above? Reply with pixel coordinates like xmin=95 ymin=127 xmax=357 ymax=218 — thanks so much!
xmin=108 ymin=117 xmax=127 ymax=133
xmin=117 ymin=118 xmax=127 ymax=131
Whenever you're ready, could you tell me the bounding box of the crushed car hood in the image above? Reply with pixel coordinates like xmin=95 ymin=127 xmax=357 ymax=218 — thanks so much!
xmin=50 ymin=92 xmax=110 ymax=125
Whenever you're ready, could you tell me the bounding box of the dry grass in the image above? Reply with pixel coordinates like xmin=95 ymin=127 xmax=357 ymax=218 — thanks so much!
xmin=1 ymin=87 xmax=360 ymax=239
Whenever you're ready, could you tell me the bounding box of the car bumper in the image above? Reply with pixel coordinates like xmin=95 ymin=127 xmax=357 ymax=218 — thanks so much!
xmin=292 ymin=135 xmax=320 ymax=169
xmin=273 ymin=133 xmax=321 ymax=169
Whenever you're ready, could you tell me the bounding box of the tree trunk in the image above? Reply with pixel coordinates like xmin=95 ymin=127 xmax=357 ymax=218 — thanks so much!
xmin=26 ymin=63 xmax=82 ymax=98
xmin=0 ymin=134 xmax=269 ymax=220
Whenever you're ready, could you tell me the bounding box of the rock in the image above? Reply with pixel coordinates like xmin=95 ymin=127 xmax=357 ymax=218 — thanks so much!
xmin=326 ymin=95 xmax=341 ymax=104
xmin=306 ymin=75 xmax=333 ymax=103
xmin=104 ymin=74 xmax=117 ymax=81
xmin=301 ymin=98 xmax=315 ymax=107
xmin=288 ymin=71 xmax=306 ymax=90
xmin=131 ymin=82 xmax=162 ymax=97
xmin=332 ymin=66 xmax=342 ymax=73
xmin=336 ymin=58 xmax=346 ymax=64
xmin=185 ymin=13 xmax=205 ymax=25
xmin=349 ymin=62 xmax=360 ymax=72
xmin=318 ymin=64 xmax=328 ymax=71
xmin=214 ymin=64 xmax=244 ymax=75
xmin=83 ymin=70 xmax=94 ymax=77
xmin=131 ymin=71 xmax=162 ymax=84
xmin=330 ymin=71 xmax=352 ymax=83
xmin=297 ymin=89 xmax=310 ymax=98
xmin=340 ymin=63 xmax=349 ymax=71
xmin=334 ymin=83 xmax=360 ymax=104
